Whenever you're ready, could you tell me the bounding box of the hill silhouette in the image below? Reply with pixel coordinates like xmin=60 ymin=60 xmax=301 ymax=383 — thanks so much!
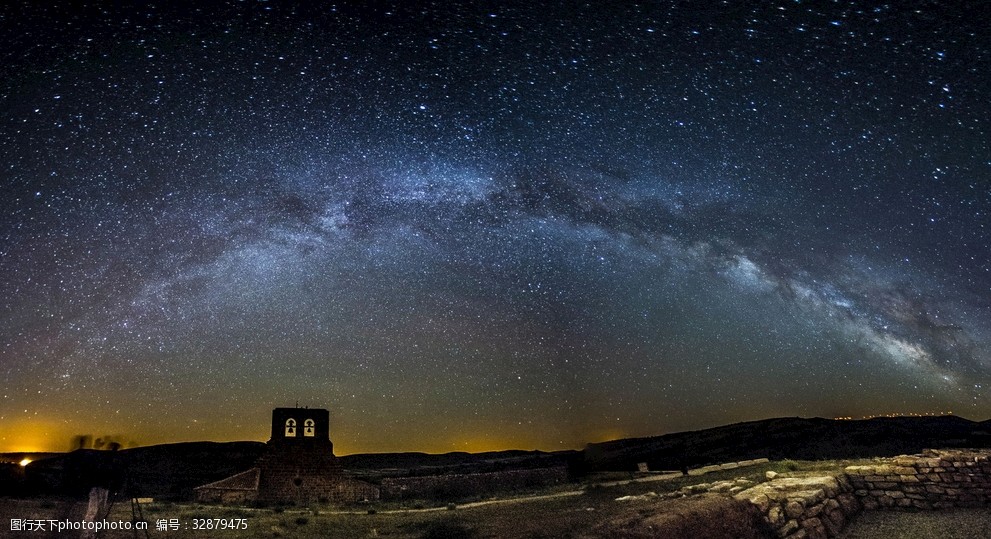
xmin=583 ymin=416 xmax=991 ymax=471
xmin=8 ymin=416 xmax=989 ymax=499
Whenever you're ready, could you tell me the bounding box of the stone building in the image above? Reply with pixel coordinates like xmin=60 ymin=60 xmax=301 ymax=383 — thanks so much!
xmin=195 ymin=407 xmax=379 ymax=505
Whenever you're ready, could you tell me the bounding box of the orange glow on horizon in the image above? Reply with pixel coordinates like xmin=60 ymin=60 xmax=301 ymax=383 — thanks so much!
xmin=587 ymin=428 xmax=631 ymax=444
xmin=0 ymin=418 xmax=65 ymax=453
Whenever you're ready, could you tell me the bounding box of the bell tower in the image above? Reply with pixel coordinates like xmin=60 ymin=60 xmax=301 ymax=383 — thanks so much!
xmin=269 ymin=408 xmax=333 ymax=452
xmin=196 ymin=406 xmax=378 ymax=505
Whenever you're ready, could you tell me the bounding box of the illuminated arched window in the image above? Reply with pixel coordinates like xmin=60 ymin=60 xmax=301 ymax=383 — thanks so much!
xmin=303 ymin=419 xmax=315 ymax=437
xmin=285 ymin=418 xmax=296 ymax=437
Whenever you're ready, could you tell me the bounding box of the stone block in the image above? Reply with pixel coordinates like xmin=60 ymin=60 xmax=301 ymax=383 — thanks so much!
xmin=779 ymin=519 xmax=799 ymax=537
xmin=743 ymin=492 xmax=771 ymax=512
xmin=892 ymin=456 xmax=917 ymax=467
xmin=805 ymin=502 xmax=824 ymax=517
xmin=768 ymin=505 xmax=786 ymax=527
xmin=805 ymin=521 xmax=828 ymax=539
xmin=785 ymin=500 xmax=804 ymax=519
xmin=826 ymin=507 xmax=845 ymax=525
xmin=837 ymin=493 xmax=860 ymax=516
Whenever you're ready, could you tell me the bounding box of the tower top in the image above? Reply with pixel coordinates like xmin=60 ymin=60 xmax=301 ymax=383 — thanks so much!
xmin=269 ymin=407 xmax=331 ymax=445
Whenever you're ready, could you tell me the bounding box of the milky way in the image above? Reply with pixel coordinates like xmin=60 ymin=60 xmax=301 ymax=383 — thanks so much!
xmin=1 ymin=1 xmax=989 ymax=453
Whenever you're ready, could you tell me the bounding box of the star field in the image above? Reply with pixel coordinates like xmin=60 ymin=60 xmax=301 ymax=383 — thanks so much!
xmin=1 ymin=1 xmax=989 ymax=453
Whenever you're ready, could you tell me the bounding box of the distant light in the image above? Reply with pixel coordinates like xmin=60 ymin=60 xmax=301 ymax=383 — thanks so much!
xmin=19 ymin=458 xmax=31 ymax=467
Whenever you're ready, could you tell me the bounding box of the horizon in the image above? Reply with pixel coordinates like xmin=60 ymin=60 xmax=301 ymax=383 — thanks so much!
xmin=2 ymin=2 xmax=989 ymax=457
xmin=2 ymin=411 xmax=982 ymax=456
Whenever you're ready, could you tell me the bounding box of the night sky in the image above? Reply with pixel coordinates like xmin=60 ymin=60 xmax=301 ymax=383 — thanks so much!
xmin=2 ymin=1 xmax=989 ymax=454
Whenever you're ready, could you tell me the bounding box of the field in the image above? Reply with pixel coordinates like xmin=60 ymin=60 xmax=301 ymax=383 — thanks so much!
xmin=3 ymin=459 xmax=991 ymax=538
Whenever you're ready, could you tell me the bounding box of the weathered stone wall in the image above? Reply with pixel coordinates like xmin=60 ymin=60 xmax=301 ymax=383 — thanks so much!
xmin=256 ymin=474 xmax=379 ymax=505
xmin=195 ymin=487 xmax=257 ymax=504
xmin=736 ymin=475 xmax=861 ymax=539
xmin=688 ymin=458 xmax=770 ymax=476
xmin=380 ymin=466 xmax=568 ymax=500
xmin=734 ymin=449 xmax=991 ymax=539
xmin=845 ymin=449 xmax=991 ymax=510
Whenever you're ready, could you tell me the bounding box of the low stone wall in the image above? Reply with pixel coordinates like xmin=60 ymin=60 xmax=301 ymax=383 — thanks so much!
xmin=381 ymin=466 xmax=568 ymax=500
xmin=845 ymin=449 xmax=991 ymax=510
xmin=734 ymin=449 xmax=991 ymax=539
xmin=688 ymin=458 xmax=770 ymax=476
xmin=735 ymin=475 xmax=861 ymax=539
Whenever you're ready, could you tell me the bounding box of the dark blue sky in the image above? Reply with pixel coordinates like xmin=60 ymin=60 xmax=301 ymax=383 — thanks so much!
xmin=1 ymin=1 xmax=989 ymax=453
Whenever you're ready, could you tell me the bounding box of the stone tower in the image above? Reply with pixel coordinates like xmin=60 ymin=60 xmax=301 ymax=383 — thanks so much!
xmin=268 ymin=408 xmax=333 ymax=450
xmin=194 ymin=407 xmax=378 ymax=505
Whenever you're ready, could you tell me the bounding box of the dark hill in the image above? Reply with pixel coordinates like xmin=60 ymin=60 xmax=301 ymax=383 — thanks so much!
xmin=21 ymin=442 xmax=265 ymax=500
xmin=339 ymin=449 xmax=576 ymax=478
xmin=584 ymin=416 xmax=991 ymax=472
xmin=16 ymin=443 xmax=572 ymax=499
xmin=12 ymin=415 xmax=989 ymax=499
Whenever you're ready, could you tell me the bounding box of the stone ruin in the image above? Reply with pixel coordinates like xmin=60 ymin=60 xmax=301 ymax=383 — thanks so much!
xmin=734 ymin=449 xmax=991 ymax=539
xmin=194 ymin=407 xmax=378 ymax=505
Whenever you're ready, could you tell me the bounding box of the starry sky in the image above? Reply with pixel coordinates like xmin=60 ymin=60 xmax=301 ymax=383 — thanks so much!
xmin=1 ymin=1 xmax=989 ymax=454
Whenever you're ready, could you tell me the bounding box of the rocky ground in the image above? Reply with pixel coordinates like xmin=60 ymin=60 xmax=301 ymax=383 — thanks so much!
xmin=839 ymin=509 xmax=991 ymax=539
